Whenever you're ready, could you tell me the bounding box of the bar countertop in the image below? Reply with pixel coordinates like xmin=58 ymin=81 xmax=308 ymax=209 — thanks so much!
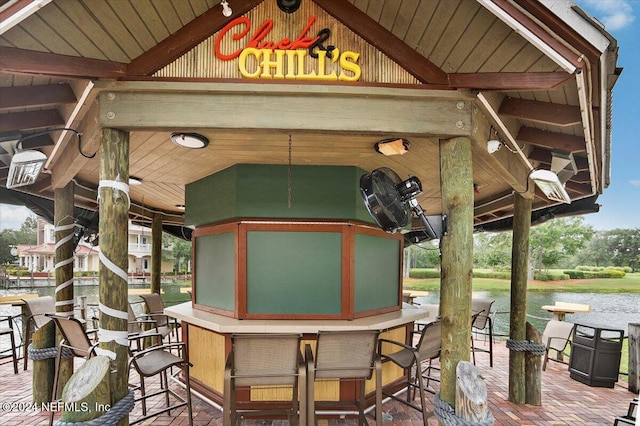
xmin=165 ymin=302 xmax=431 ymax=334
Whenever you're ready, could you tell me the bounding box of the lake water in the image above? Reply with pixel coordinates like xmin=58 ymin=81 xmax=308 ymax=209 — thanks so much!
xmin=1 ymin=285 xmax=638 ymax=338
xmin=414 ymin=291 xmax=640 ymax=336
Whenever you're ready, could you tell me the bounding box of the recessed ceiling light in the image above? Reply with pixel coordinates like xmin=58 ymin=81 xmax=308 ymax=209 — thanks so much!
xmin=170 ymin=132 xmax=209 ymax=149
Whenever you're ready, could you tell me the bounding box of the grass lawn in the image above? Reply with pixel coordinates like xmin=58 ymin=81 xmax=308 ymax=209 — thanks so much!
xmin=404 ymin=272 xmax=640 ymax=293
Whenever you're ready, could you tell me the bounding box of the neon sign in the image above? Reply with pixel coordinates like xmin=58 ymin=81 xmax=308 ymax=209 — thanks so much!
xmin=215 ymin=16 xmax=361 ymax=81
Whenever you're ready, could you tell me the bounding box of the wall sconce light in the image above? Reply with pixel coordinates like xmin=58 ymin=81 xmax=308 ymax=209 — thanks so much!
xmin=487 ymin=140 xmax=502 ymax=153
xmin=221 ymin=0 xmax=232 ymax=17
xmin=6 ymin=149 xmax=47 ymax=189
xmin=170 ymin=132 xmax=209 ymax=149
xmin=374 ymin=138 xmax=410 ymax=156
xmin=530 ymin=169 xmax=571 ymax=204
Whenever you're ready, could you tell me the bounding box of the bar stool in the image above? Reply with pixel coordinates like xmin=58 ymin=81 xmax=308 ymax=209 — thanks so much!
xmin=0 ymin=315 xmax=19 ymax=374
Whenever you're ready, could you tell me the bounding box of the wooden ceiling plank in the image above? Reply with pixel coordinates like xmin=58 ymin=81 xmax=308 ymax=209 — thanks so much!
xmin=126 ymin=0 xmax=263 ymax=76
xmin=314 ymin=0 xmax=448 ymax=85
xmin=429 ymin=0 xmax=481 ymax=69
xmin=571 ymin=170 xmax=590 ymax=184
xmin=565 ymin=181 xmax=591 ymax=195
xmin=0 ymin=83 xmax=76 ymax=111
xmin=500 ymin=97 xmax=581 ymax=126
xmin=449 ymin=71 xmax=572 ymax=90
xmin=20 ymin=133 xmax=53 ymax=149
xmin=0 ymin=109 xmax=63 ymax=132
xmin=517 ymin=126 xmax=585 ymax=152
xmin=0 ymin=46 xmax=126 ymax=78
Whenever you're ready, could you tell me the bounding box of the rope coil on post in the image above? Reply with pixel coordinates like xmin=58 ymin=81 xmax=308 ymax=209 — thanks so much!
xmin=28 ymin=344 xmax=74 ymax=360
xmin=433 ymin=392 xmax=495 ymax=426
xmin=54 ymin=389 xmax=135 ymax=426
xmin=506 ymin=339 xmax=547 ymax=356
xmin=95 ymin=177 xmax=131 ymax=360
xmin=55 ymin=222 xmax=75 ymax=310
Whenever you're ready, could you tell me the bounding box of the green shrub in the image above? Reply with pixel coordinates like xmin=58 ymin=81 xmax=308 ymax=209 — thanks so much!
xmin=409 ymin=269 xmax=441 ymax=279
xmin=623 ymin=266 xmax=632 ymax=273
xmin=583 ymin=270 xmax=625 ymax=278
xmin=534 ymin=272 xmax=570 ymax=281
xmin=472 ymin=271 xmax=511 ymax=279
xmin=564 ymin=270 xmax=585 ymax=279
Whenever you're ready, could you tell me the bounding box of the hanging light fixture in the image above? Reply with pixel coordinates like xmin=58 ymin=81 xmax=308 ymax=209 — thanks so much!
xmin=374 ymin=138 xmax=410 ymax=156
xmin=530 ymin=169 xmax=571 ymax=204
xmin=6 ymin=149 xmax=47 ymax=189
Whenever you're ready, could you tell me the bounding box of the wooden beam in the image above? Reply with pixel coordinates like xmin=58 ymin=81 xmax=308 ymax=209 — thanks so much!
xmin=500 ymin=98 xmax=581 ymax=127
xmin=50 ymin=102 xmax=100 ymax=189
xmin=97 ymin=84 xmax=471 ymax=135
xmin=0 ymin=109 xmax=64 ymax=132
xmin=509 ymin=193 xmax=531 ymax=404
xmin=127 ymin=0 xmax=263 ymax=76
xmin=0 ymin=84 xmax=76 ymax=111
xmin=528 ymin=147 xmax=589 ymax=171
xmin=565 ymin=181 xmax=591 ymax=195
xmin=98 ymin=127 xmax=130 ymax=416
xmin=449 ymin=72 xmax=572 ymax=91
xmin=439 ymin=136 xmax=474 ymax=407
xmin=517 ymin=126 xmax=585 ymax=153
xmin=314 ymin=0 xmax=449 ymax=86
xmin=0 ymin=46 xmax=126 ymax=79
xmin=20 ymin=134 xmax=54 ymax=149
xmin=571 ymin=171 xmax=591 ymax=184
xmin=474 ymin=191 xmax=518 ymax=218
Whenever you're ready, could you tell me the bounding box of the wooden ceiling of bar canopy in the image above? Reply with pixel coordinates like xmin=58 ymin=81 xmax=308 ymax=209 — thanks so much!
xmin=0 ymin=0 xmax=620 ymax=233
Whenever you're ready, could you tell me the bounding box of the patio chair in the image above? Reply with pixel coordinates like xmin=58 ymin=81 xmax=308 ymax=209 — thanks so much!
xmin=542 ymin=320 xmax=575 ymax=370
xmin=471 ymin=298 xmax=495 ymax=367
xmin=379 ymin=319 xmax=441 ymax=426
xmin=413 ymin=304 xmax=440 ymax=334
xmin=0 ymin=314 xmax=19 ymax=374
xmin=138 ymin=293 xmax=180 ymax=342
xmin=306 ymin=330 xmax=381 ymax=426
xmin=22 ymin=296 xmax=55 ymax=370
xmin=46 ymin=314 xmax=100 ymax=426
xmin=127 ymin=302 xmax=162 ymax=353
xmin=613 ymin=398 xmax=637 ymax=425
xmin=129 ymin=340 xmax=193 ymax=425
xmin=223 ymin=333 xmax=305 ymax=426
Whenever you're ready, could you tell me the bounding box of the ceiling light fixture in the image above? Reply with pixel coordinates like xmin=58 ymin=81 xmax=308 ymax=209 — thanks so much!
xmin=220 ymin=0 xmax=232 ymax=17
xmin=374 ymin=138 xmax=410 ymax=156
xmin=175 ymin=204 xmax=186 ymax=210
xmin=129 ymin=176 xmax=142 ymax=186
xmin=277 ymin=0 xmax=302 ymax=13
xmin=6 ymin=149 xmax=47 ymax=189
xmin=530 ymin=169 xmax=571 ymax=204
xmin=170 ymin=132 xmax=209 ymax=149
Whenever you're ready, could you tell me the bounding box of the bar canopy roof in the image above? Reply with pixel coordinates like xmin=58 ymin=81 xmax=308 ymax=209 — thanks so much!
xmin=0 ymin=0 xmax=621 ymax=237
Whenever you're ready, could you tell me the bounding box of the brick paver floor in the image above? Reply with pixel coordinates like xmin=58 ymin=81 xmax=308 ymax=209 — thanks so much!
xmin=0 ymin=338 xmax=635 ymax=425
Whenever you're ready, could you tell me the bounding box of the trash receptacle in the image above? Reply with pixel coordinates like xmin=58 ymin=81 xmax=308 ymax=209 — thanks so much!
xmin=569 ymin=323 xmax=624 ymax=388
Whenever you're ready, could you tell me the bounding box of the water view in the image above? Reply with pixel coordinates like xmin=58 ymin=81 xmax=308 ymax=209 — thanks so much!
xmin=414 ymin=291 xmax=640 ymax=336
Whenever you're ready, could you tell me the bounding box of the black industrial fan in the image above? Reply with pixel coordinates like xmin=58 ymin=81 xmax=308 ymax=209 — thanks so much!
xmin=360 ymin=167 xmax=442 ymax=241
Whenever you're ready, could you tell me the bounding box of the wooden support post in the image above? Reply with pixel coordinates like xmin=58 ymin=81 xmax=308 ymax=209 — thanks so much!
xmin=54 ymin=183 xmax=75 ymax=398
xmin=99 ymin=127 xmax=130 ymax=424
xmin=509 ymin=194 xmax=532 ymax=404
xmin=32 ymin=321 xmax=55 ymax=405
xmin=630 ymin=323 xmax=639 ymax=394
xmin=525 ymin=322 xmax=542 ymax=405
xmin=439 ymin=136 xmax=474 ymax=406
xmin=151 ymin=212 xmax=162 ymax=294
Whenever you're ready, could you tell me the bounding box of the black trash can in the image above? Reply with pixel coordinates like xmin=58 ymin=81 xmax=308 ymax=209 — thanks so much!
xmin=569 ymin=323 xmax=624 ymax=388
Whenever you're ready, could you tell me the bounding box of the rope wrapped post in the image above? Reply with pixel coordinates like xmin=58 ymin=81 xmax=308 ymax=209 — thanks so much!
xmin=99 ymin=127 xmax=131 ymax=425
xmin=54 ymin=183 xmax=76 ymax=398
xmin=509 ymin=193 xmax=532 ymax=404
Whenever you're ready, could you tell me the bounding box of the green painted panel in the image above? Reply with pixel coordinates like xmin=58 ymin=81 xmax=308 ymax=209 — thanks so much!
xmin=195 ymin=232 xmax=235 ymax=311
xmin=246 ymin=231 xmax=342 ymax=314
xmin=185 ymin=166 xmax=237 ymax=226
xmin=354 ymin=234 xmax=400 ymax=312
xmin=185 ymin=164 xmax=375 ymax=226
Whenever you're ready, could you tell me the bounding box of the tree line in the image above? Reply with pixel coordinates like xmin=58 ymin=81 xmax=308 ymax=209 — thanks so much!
xmin=406 ymin=217 xmax=640 ymax=273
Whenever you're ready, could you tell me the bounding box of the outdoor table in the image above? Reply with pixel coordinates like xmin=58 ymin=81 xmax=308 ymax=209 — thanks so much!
xmin=541 ymin=302 xmax=591 ymax=321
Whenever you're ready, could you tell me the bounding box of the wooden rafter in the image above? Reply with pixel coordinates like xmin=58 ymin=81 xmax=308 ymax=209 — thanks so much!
xmin=0 ymin=84 xmax=76 ymax=111
xmin=449 ymin=72 xmax=572 ymax=91
xmin=528 ymin=147 xmax=589 ymax=171
xmin=20 ymin=134 xmax=53 ymax=149
xmin=314 ymin=0 xmax=448 ymax=86
xmin=571 ymin=171 xmax=591 ymax=184
xmin=127 ymin=0 xmax=263 ymax=76
xmin=0 ymin=109 xmax=63 ymax=133
xmin=0 ymin=46 xmax=126 ymax=79
xmin=565 ymin=181 xmax=592 ymax=195
xmin=517 ymin=126 xmax=585 ymax=152
xmin=500 ymin=98 xmax=581 ymax=127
